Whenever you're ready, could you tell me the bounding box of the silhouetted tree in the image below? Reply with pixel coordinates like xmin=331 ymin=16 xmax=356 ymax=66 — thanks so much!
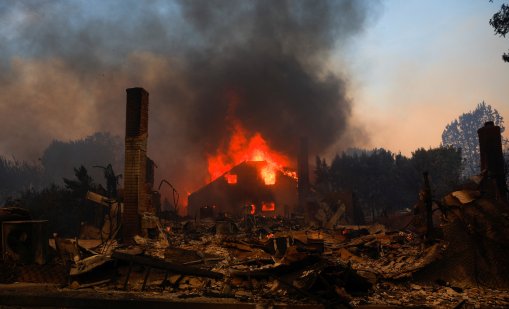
xmin=0 ymin=156 xmax=43 ymax=202
xmin=93 ymin=164 xmax=122 ymax=198
xmin=315 ymin=146 xmax=462 ymax=216
xmin=1 ymin=132 xmax=122 ymax=202
xmin=41 ymin=132 xmax=123 ymax=186
xmin=18 ymin=185 xmax=82 ymax=237
xmin=314 ymin=156 xmax=331 ymax=198
xmin=317 ymin=148 xmax=402 ymax=214
xmin=490 ymin=2 xmax=509 ymax=62
xmin=441 ymin=101 xmax=506 ymax=177
xmin=63 ymin=166 xmax=95 ymax=198
xmin=411 ymin=146 xmax=462 ymax=198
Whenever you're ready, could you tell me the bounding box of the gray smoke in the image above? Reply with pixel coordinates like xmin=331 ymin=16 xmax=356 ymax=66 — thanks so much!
xmin=0 ymin=0 xmax=380 ymax=194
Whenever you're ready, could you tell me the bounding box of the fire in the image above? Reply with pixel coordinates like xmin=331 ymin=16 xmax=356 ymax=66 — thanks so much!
xmin=225 ymin=173 xmax=237 ymax=184
xmin=261 ymin=201 xmax=276 ymax=211
xmin=260 ymin=166 xmax=276 ymax=185
xmin=207 ymin=122 xmax=292 ymax=184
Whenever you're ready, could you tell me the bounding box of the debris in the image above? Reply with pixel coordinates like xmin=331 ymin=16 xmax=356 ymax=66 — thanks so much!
xmin=451 ymin=190 xmax=480 ymax=204
xmin=111 ymin=251 xmax=224 ymax=279
xmin=3 ymin=181 xmax=509 ymax=307
xmin=70 ymin=279 xmax=111 ymax=289
xmin=70 ymin=254 xmax=112 ymax=276
xmin=54 ymin=236 xmax=81 ymax=263
xmin=0 ymin=207 xmax=31 ymax=222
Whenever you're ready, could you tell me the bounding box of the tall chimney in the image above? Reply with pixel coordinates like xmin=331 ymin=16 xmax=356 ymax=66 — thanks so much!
xmin=477 ymin=121 xmax=507 ymax=201
xmin=123 ymin=87 xmax=149 ymax=241
xmin=298 ymin=137 xmax=310 ymax=212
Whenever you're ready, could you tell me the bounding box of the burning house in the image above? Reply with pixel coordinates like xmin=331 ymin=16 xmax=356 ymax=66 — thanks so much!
xmin=188 ymin=160 xmax=298 ymax=218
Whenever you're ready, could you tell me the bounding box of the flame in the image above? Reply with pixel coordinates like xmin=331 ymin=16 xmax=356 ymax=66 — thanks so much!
xmin=206 ymin=92 xmax=297 ymax=184
xmin=207 ymin=122 xmax=292 ymax=183
xmin=261 ymin=166 xmax=276 ymax=185
xmin=225 ymin=173 xmax=237 ymax=184
xmin=261 ymin=201 xmax=276 ymax=211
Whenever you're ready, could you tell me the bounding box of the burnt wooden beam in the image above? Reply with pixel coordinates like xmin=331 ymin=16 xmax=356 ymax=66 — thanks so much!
xmin=112 ymin=252 xmax=224 ymax=279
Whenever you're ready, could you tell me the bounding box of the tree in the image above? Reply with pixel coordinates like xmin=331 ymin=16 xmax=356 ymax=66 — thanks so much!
xmin=318 ymin=148 xmax=406 ymax=214
xmin=63 ymin=165 xmax=95 ymax=198
xmin=314 ymin=146 xmax=464 ymax=217
xmin=490 ymin=2 xmax=509 ymax=62
xmin=18 ymin=185 xmax=82 ymax=237
xmin=41 ymin=132 xmax=123 ymax=186
xmin=314 ymin=156 xmax=330 ymax=195
xmin=441 ymin=101 xmax=506 ymax=177
xmin=411 ymin=146 xmax=462 ymax=198
xmin=0 ymin=156 xmax=43 ymax=202
xmin=93 ymin=164 xmax=122 ymax=198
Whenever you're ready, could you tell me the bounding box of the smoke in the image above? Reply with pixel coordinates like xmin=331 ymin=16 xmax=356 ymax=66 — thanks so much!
xmin=0 ymin=0 xmax=380 ymax=194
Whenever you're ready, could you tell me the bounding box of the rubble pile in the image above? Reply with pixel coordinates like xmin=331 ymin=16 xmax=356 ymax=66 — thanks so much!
xmin=414 ymin=191 xmax=509 ymax=289
xmin=359 ymin=282 xmax=509 ymax=307
xmin=2 ymin=190 xmax=509 ymax=307
xmin=47 ymin=200 xmax=509 ymax=306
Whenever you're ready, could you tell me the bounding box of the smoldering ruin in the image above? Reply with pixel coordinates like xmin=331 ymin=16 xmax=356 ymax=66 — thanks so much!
xmin=1 ymin=87 xmax=508 ymax=308
xmin=1 ymin=1 xmax=509 ymax=308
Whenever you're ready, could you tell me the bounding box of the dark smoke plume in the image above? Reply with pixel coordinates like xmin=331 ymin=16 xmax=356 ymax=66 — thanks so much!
xmin=0 ymin=0 xmax=379 ymax=194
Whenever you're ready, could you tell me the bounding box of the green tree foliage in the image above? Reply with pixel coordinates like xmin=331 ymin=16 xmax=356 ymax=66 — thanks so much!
xmin=441 ymin=101 xmax=506 ymax=177
xmin=490 ymin=2 xmax=509 ymax=62
xmin=315 ymin=146 xmax=462 ymax=216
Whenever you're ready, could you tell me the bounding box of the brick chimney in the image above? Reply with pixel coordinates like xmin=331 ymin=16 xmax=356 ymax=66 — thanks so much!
xmin=123 ymin=87 xmax=149 ymax=241
xmin=477 ymin=121 xmax=507 ymax=201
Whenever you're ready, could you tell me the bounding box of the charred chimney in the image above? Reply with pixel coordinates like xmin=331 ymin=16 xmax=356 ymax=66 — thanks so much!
xmin=123 ymin=87 xmax=149 ymax=241
xmin=477 ymin=121 xmax=507 ymax=201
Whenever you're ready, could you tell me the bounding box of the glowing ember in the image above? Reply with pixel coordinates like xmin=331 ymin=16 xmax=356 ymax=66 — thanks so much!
xmin=266 ymin=233 xmax=274 ymax=239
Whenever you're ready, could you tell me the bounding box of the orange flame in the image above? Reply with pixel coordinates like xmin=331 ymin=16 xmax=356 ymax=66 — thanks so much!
xmin=261 ymin=166 xmax=276 ymax=185
xmin=206 ymin=92 xmax=297 ymax=184
xmin=207 ymin=121 xmax=292 ymax=183
xmin=225 ymin=173 xmax=237 ymax=184
xmin=261 ymin=202 xmax=276 ymax=211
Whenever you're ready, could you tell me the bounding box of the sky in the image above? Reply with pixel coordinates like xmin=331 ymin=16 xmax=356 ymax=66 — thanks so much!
xmin=0 ymin=0 xmax=508 ymax=193
xmin=341 ymin=0 xmax=509 ymax=156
